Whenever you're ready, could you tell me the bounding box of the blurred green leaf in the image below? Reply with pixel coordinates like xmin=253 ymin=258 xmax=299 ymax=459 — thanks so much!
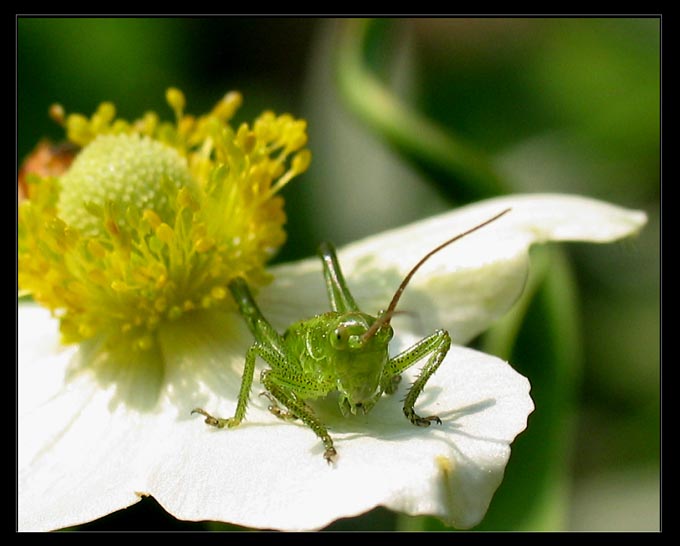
xmin=336 ymin=19 xmax=508 ymax=203
xmin=531 ymin=19 xmax=659 ymax=161
xmin=18 ymin=18 xmax=190 ymax=158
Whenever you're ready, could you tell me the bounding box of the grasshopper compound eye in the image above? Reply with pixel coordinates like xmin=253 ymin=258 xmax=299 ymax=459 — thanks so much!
xmin=331 ymin=316 xmax=372 ymax=350
xmin=331 ymin=326 xmax=351 ymax=350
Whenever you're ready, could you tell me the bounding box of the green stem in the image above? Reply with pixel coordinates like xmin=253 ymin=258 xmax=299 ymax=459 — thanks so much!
xmin=476 ymin=246 xmax=582 ymax=530
xmin=336 ymin=19 xmax=508 ymax=202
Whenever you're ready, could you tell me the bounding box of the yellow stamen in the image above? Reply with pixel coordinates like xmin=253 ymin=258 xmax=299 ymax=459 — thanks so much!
xmin=18 ymin=89 xmax=311 ymax=351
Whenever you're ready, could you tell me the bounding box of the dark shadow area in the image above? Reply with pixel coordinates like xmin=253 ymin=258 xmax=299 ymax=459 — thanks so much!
xmin=63 ymin=496 xmax=213 ymax=531
xmin=65 ymin=495 xmax=400 ymax=532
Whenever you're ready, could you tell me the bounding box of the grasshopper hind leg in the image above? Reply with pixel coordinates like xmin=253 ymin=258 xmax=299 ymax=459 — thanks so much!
xmin=261 ymin=370 xmax=337 ymax=464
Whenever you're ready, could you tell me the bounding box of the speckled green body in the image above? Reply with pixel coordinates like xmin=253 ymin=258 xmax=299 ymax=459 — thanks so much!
xmin=281 ymin=312 xmax=392 ymax=407
xmin=192 ymin=242 xmax=451 ymax=463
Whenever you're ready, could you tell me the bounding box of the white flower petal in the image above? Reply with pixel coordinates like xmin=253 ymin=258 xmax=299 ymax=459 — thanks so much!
xmin=261 ymin=194 xmax=646 ymax=343
xmin=18 ymin=302 xmax=531 ymax=531
xmin=146 ymin=332 xmax=533 ymax=531
xmin=18 ymin=305 xmax=153 ymax=531
xmin=17 ymin=307 xmax=246 ymax=532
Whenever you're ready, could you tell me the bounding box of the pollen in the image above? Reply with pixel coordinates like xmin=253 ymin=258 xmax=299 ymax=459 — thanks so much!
xmin=58 ymin=133 xmax=195 ymax=237
xmin=19 ymin=89 xmax=311 ymax=351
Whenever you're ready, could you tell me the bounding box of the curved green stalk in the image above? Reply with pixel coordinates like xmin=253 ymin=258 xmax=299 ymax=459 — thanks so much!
xmin=336 ymin=19 xmax=508 ymax=202
xmin=476 ymin=246 xmax=581 ymax=530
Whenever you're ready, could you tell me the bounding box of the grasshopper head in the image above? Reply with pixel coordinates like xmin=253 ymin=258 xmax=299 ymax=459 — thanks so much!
xmin=329 ymin=312 xmax=393 ymax=414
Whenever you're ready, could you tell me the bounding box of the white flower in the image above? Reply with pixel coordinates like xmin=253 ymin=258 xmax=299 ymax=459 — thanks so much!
xmin=18 ymin=193 xmax=645 ymax=532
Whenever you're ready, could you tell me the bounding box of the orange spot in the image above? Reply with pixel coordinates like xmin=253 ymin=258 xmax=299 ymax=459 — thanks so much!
xmin=18 ymin=140 xmax=77 ymax=203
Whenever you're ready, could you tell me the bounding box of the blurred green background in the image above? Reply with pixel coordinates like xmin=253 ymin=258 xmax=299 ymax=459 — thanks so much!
xmin=18 ymin=17 xmax=660 ymax=531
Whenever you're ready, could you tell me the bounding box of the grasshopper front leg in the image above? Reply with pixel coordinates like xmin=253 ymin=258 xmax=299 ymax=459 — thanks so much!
xmin=194 ymin=276 xmax=338 ymax=463
xmin=192 ymin=342 xmax=286 ymax=427
xmin=385 ymin=329 xmax=452 ymax=427
xmin=192 ymin=277 xmax=290 ymax=428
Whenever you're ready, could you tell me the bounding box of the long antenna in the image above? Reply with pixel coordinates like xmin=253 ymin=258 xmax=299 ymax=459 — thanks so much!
xmin=361 ymin=208 xmax=512 ymax=343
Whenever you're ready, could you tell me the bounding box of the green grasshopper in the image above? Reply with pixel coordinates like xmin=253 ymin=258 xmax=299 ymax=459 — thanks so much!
xmin=193 ymin=208 xmax=510 ymax=463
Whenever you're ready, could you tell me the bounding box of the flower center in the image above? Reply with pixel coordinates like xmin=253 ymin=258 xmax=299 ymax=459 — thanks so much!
xmin=58 ymin=134 xmax=195 ymax=238
xmin=18 ymin=89 xmax=310 ymax=351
